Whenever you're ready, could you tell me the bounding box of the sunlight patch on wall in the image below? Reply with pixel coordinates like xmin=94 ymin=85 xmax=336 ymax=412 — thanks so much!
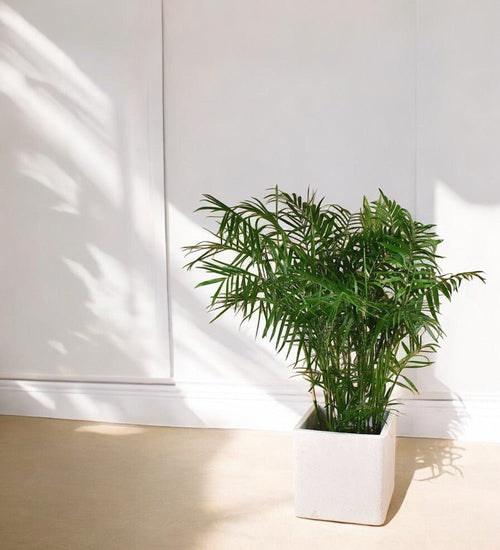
xmin=17 ymin=152 xmax=80 ymax=214
xmin=0 ymin=1 xmax=170 ymax=383
xmin=0 ymin=59 xmax=122 ymax=208
xmin=0 ymin=3 xmax=122 ymax=209
xmin=68 ymin=392 xmax=117 ymax=420
xmin=433 ymin=180 xmax=499 ymax=392
xmin=16 ymin=381 xmax=56 ymax=410
xmin=63 ymin=245 xmax=166 ymax=378
xmin=0 ymin=2 xmax=111 ymax=130
xmin=0 ymin=3 xmax=107 ymax=100
xmin=129 ymin=171 xmax=170 ymax=264
xmin=48 ymin=340 xmax=68 ymax=355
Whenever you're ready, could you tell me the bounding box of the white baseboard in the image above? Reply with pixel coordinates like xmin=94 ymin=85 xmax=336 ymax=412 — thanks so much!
xmin=0 ymin=379 xmax=310 ymax=431
xmin=397 ymin=394 xmax=500 ymax=443
xmin=1 ymin=379 xmax=499 ymax=441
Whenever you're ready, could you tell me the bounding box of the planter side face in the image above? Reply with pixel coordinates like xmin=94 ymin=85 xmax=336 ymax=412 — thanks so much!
xmin=293 ymin=406 xmax=396 ymax=525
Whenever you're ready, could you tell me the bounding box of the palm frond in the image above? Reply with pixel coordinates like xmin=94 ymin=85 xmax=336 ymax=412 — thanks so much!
xmin=184 ymin=188 xmax=485 ymax=434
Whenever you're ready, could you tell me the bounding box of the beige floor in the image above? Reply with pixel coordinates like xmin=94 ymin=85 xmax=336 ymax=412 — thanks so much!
xmin=1 ymin=416 xmax=499 ymax=550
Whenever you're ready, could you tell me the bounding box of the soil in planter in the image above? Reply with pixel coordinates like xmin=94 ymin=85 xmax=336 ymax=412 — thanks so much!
xmin=307 ymin=406 xmax=388 ymax=435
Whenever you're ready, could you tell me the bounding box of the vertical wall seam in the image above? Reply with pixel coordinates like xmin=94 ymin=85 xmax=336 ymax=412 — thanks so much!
xmin=160 ymin=0 xmax=175 ymax=380
xmin=414 ymin=0 xmax=419 ymax=219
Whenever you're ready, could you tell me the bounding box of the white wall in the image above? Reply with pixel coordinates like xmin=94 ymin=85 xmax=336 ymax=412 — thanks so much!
xmin=165 ymin=0 xmax=499 ymax=440
xmin=414 ymin=0 xmax=500 ymax=396
xmin=165 ymin=0 xmax=415 ymax=381
xmin=395 ymin=1 xmax=500 ymax=442
xmin=1 ymin=0 xmax=499 ymax=440
xmin=0 ymin=0 xmax=171 ymax=383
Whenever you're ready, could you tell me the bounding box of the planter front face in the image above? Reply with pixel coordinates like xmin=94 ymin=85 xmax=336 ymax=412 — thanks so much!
xmin=293 ymin=407 xmax=396 ymax=525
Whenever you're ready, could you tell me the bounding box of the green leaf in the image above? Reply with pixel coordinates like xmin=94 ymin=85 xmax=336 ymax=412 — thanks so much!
xmin=183 ymin=187 xmax=485 ymax=434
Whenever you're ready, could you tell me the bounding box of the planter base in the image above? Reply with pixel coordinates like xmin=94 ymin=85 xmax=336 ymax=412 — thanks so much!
xmin=293 ymin=406 xmax=396 ymax=525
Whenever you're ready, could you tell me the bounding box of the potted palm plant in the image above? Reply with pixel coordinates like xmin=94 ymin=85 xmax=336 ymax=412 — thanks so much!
xmin=184 ymin=188 xmax=483 ymax=525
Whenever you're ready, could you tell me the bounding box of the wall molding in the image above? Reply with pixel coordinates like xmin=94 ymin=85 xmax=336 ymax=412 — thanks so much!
xmin=396 ymin=393 xmax=500 ymax=443
xmin=0 ymin=379 xmax=310 ymax=431
xmin=1 ymin=378 xmax=499 ymax=441
xmin=0 ymin=374 xmax=175 ymax=385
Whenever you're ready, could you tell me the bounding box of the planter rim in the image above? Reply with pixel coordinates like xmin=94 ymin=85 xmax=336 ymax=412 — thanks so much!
xmin=295 ymin=404 xmax=395 ymax=438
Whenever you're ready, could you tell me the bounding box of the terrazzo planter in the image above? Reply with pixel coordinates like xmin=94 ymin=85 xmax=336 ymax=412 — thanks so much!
xmin=293 ymin=406 xmax=396 ymax=525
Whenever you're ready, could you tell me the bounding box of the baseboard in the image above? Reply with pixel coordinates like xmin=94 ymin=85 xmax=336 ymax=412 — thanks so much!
xmin=1 ymin=379 xmax=499 ymax=441
xmin=396 ymin=394 xmax=500 ymax=443
xmin=0 ymin=378 xmax=310 ymax=431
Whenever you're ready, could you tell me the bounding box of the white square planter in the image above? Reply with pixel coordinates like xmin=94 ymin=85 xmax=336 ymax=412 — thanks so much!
xmin=293 ymin=406 xmax=396 ymax=525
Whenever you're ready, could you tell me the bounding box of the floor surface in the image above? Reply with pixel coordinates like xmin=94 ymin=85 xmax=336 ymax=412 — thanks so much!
xmin=1 ymin=415 xmax=499 ymax=549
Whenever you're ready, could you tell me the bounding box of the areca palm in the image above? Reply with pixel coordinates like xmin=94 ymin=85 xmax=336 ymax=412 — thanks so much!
xmin=184 ymin=188 xmax=484 ymax=434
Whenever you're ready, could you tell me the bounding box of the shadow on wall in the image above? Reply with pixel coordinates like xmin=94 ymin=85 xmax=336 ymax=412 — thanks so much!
xmin=164 ymin=1 xmax=500 ymax=432
xmin=166 ymin=166 xmax=312 ymax=420
xmin=0 ymin=2 xmax=170 ymax=389
xmin=0 ymin=0 xmax=310 ymax=429
xmin=1 ymin=377 xmax=203 ymax=429
xmin=163 ymin=0 xmax=415 ymax=402
xmin=168 ymin=203 xmax=309 ymax=390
